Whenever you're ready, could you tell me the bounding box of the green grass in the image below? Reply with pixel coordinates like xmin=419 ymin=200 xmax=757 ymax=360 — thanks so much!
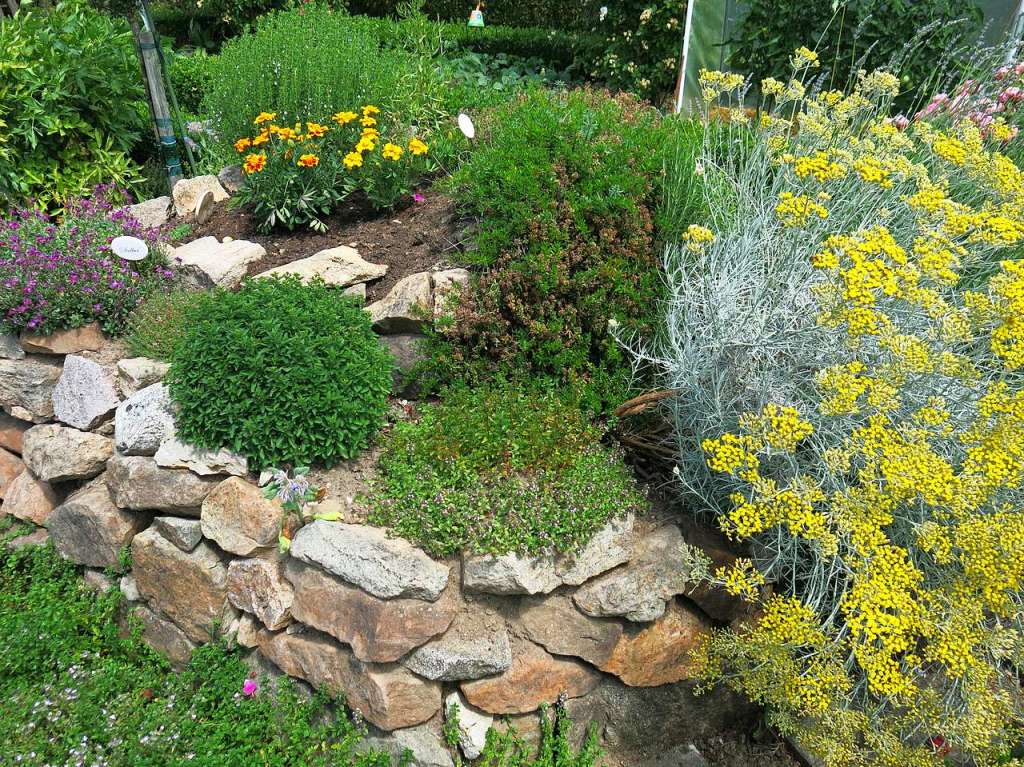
xmin=369 ymin=383 xmax=645 ymax=556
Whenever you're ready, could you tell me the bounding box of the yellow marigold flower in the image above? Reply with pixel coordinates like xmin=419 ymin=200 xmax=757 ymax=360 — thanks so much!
xmin=362 ymin=105 xmax=381 ymax=116
xmin=234 ymin=137 xmax=252 ymax=153
xmin=790 ymin=46 xmax=820 ymax=70
xmin=305 ymin=122 xmax=328 ymax=138
xmin=332 ymin=111 xmax=358 ymax=126
xmin=343 ymin=151 xmax=363 ymax=169
xmin=254 ymin=111 xmax=277 ymax=125
xmin=252 ymin=130 xmax=270 ymax=147
xmin=382 ymin=143 xmax=403 ymax=161
xmin=361 ymin=128 xmax=380 ymax=140
xmin=361 ymin=116 xmax=377 ymax=128
xmin=275 ymin=126 xmax=299 ymax=142
xmin=242 ymin=153 xmax=266 ymax=174
xmin=355 ymin=137 xmax=376 ymax=153
xmin=296 ymin=153 xmax=319 ymax=168
xmin=408 ymin=138 xmax=429 ymax=156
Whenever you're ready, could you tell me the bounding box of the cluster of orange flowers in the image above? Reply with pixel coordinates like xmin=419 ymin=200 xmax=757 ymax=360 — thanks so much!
xmin=235 ymin=106 xmax=428 ymax=176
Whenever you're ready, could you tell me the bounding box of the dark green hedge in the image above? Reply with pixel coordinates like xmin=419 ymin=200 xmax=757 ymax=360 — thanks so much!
xmin=348 ymin=0 xmax=602 ymax=30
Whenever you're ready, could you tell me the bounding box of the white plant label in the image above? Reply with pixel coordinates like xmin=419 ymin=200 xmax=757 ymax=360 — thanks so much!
xmin=111 ymin=236 xmax=149 ymax=261
xmin=458 ymin=113 xmax=476 ymax=140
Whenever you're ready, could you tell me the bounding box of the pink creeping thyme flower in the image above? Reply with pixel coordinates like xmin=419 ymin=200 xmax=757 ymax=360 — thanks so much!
xmin=242 ymin=678 xmax=258 ymax=697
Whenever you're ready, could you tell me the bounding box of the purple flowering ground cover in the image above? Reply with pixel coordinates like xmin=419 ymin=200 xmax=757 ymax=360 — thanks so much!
xmin=0 ymin=186 xmax=174 ymax=336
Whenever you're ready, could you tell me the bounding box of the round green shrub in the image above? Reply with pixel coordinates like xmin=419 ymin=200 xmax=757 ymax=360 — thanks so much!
xmin=167 ymin=276 xmax=393 ymax=469
xmin=370 ymin=383 xmax=645 ymax=556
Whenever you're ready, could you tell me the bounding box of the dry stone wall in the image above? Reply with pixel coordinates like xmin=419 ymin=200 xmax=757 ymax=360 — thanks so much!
xmin=0 ymin=321 xmax=756 ymax=767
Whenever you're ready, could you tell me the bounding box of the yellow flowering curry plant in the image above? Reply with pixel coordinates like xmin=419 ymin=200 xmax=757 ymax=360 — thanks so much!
xmin=679 ymin=53 xmax=1024 ymax=767
xmin=232 ymin=105 xmax=430 ymax=233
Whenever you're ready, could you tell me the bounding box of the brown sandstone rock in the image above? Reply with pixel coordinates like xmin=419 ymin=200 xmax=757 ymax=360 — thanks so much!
xmin=106 ymin=454 xmax=219 ymax=515
xmin=131 ymin=527 xmax=232 ymax=643
xmin=228 ymin=556 xmax=294 ymax=631
xmin=22 ymin=424 xmax=112 ymax=483
xmin=48 ymin=480 xmax=147 ymax=570
xmin=0 ymin=355 xmax=62 ymax=422
xmin=0 ymin=411 xmax=30 ymax=454
xmin=257 ymin=627 xmax=442 ymax=731
xmin=0 ymin=446 xmax=23 ymax=498
xmin=460 ymin=637 xmax=601 ymax=715
xmin=517 ymin=592 xmax=623 ymax=667
xmin=132 ymin=605 xmax=196 ymax=669
xmin=21 ymin=322 xmax=105 ymax=355
xmin=4 ymin=470 xmax=58 ymax=525
xmin=201 ymin=477 xmax=282 ymax=555
xmin=402 ymin=603 xmax=512 ymax=681
xmin=283 ymin=558 xmax=457 ymax=663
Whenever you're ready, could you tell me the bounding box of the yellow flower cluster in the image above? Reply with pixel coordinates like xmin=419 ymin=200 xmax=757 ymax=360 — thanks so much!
xmin=682 ymin=224 xmax=715 ymax=253
xmin=775 ymin=191 xmax=829 ymax=227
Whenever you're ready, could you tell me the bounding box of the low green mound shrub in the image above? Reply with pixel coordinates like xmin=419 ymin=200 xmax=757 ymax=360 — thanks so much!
xmin=168 ymin=49 xmax=215 ymax=114
xmin=0 ymin=0 xmax=147 ymax=208
xmin=427 ymin=88 xmax=682 ymax=413
xmin=167 ymin=276 xmax=392 ymax=469
xmin=370 ymin=384 xmax=644 ymax=556
xmin=0 ymin=529 xmax=391 ymax=766
xmin=126 ymin=289 xmax=210 ymax=361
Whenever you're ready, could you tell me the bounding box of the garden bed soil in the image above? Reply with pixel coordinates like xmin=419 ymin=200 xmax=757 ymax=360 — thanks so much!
xmin=184 ymin=191 xmax=470 ymax=301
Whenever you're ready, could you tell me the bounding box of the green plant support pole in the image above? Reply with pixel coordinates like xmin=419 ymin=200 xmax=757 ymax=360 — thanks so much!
xmin=133 ymin=6 xmax=183 ymax=190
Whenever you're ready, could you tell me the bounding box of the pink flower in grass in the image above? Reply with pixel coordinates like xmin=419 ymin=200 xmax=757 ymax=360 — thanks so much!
xmin=412 ymin=192 xmax=425 ymax=203
xmin=242 ymin=678 xmax=258 ymax=697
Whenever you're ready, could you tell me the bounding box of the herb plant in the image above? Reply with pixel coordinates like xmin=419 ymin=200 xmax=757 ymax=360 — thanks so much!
xmin=370 ymin=383 xmax=644 ymax=556
xmin=126 ymin=289 xmax=210 ymax=361
xmin=168 ymin=276 xmax=393 ymax=470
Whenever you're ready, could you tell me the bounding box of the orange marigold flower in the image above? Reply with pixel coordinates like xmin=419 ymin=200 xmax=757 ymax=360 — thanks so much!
xmin=252 ymin=131 xmax=270 ymax=146
xmin=382 ymin=143 xmax=403 ymax=161
xmin=332 ymin=111 xmax=358 ymax=125
xmin=243 ymin=153 xmax=267 ymax=174
xmin=254 ymin=111 xmax=277 ymax=125
xmin=297 ymin=153 xmax=320 ymax=168
xmin=343 ymin=151 xmax=363 ymax=169
xmin=275 ymin=127 xmax=299 ymax=142
xmin=234 ymin=137 xmax=252 ymax=153
xmin=408 ymin=138 xmax=429 ymax=156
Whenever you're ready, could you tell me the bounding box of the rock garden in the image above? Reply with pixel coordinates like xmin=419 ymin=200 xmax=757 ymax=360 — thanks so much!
xmin=5 ymin=2 xmax=1024 ymax=767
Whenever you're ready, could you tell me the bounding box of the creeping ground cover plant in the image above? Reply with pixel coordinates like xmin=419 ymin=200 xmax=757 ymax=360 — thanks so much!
xmin=0 ymin=185 xmax=173 ymax=335
xmin=233 ymin=105 xmax=430 ymax=232
xmin=647 ymin=49 xmax=1024 ymax=766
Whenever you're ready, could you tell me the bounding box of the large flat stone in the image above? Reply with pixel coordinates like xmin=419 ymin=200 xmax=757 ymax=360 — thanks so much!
xmin=172 ymin=175 xmax=228 ymax=218
xmin=289 ymin=520 xmax=449 ymax=601
xmin=4 ymin=470 xmax=58 ymax=525
xmin=599 ymin=600 xmax=709 ymax=687
xmin=132 ymin=527 xmax=232 ymax=643
xmin=174 ymin=237 xmax=266 ymax=290
xmin=573 ymin=525 xmax=693 ymax=622
xmin=106 ymin=454 xmax=219 ymax=515
xmin=21 ymin=322 xmax=105 ymax=355
xmin=256 ymin=246 xmax=387 ymax=287
xmin=0 ymin=355 xmax=62 ymax=422
xmin=462 ymin=551 xmax=561 ymax=596
xmin=201 ymin=477 xmax=281 ymax=555
xmin=0 ymin=334 xmax=25 ymax=360
xmin=48 ymin=480 xmax=147 ymax=570
xmin=403 ymin=604 xmax=512 ymax=681
xmin=284 ymin=558 xmax=457 ymax=663
xmin=114 ymin=383 xmax=176 ymax=456
xmin=228 ymin=556 xmax=294 ymax=631
xmin=556 ymin=513 xmax=635 ymax=586
xmin=518 ymin=593 xmax=623 ymax=668
xmin=360 ymin=722 xmax=455 ymax=767
xmin=155 ymin=436 xmax=247 ymax=476
xmin=128 ymin=196 xmax=172 ymax=230
xmin=23 ymin=424 xmax=112 ymax=482
xmin=257 ymin=627 xmax=442 ymax=731
xmin=460 ymin=636 xmax=601 ymax=715
xmin=366 ymin=272 xmax=433 ymax=334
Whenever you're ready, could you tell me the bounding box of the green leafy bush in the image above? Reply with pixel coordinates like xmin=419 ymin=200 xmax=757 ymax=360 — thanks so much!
xmin=729 ymin=0 xmax=983 ymax=108
xmin=350 ymin=0 xmax=601 ymax=30
xmin=473 ymin=703 xmax=602 ymax=767
xmin=0 ymin=532 xmax=390 ymax=766
xmin=370 ymin=384 xmax=644 ymax=556
xmin=168 ymin=49 xmax=215 ymax=114
xmin=167 ymin=276 xmax=392 ymax=469
xmin=585 ymin=0 xmax=686 ymax=104
xmin=126 ymin=289 xmax=210 ymax=361
xmin=428 ymin=88 xmax=676 ymax=412
xmin=0 ymin=0 xmax=147 ymax=208
xmin=201 ymin=5 xmax=424 ymax=163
